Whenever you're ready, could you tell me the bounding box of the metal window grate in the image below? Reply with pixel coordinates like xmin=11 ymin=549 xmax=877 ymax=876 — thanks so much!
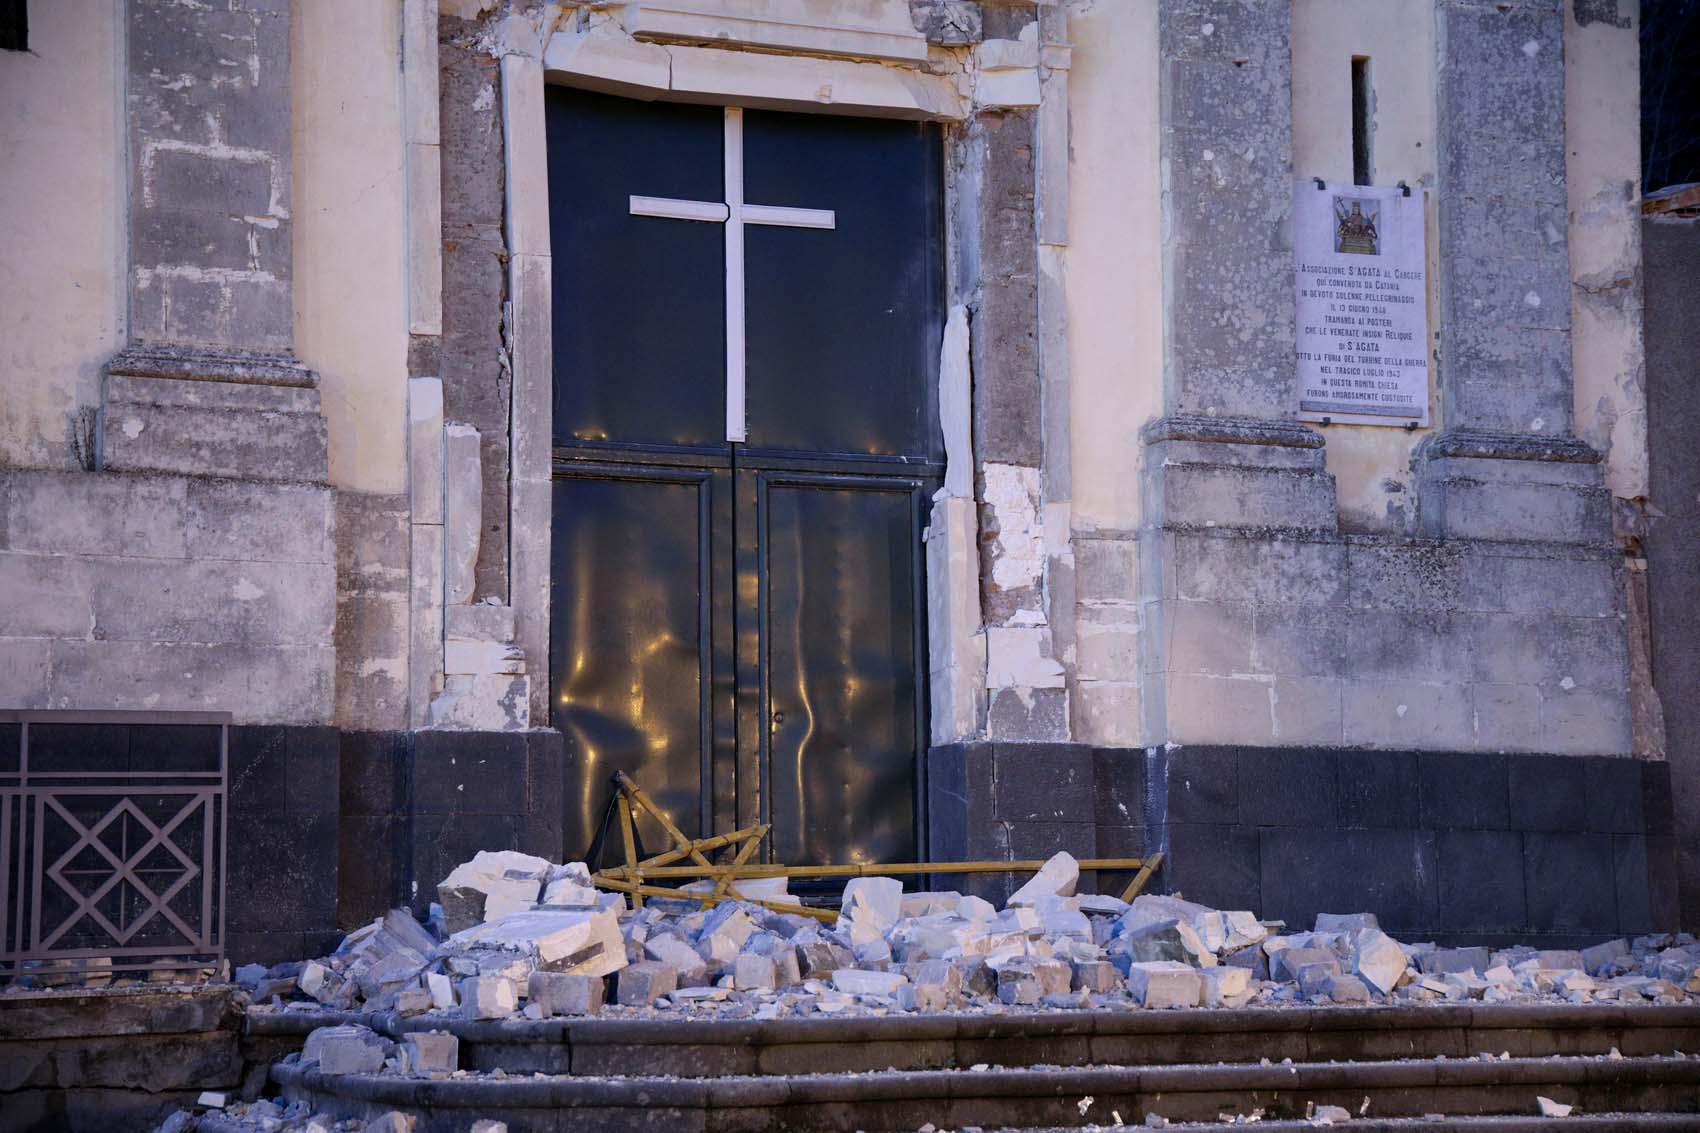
xmin=0 ymin=711 xmax=228 ymax=980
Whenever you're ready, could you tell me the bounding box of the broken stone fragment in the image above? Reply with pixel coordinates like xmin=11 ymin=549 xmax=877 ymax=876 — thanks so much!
xmin=618 ymin=960 xmax=680 ymax=1006
xmin=528 ymin=971 xmax=604 ymax=1016
xmin=646 ymin=934 xmax=710 ymax=983
xmin=367 ymin=1113 xmax=414 ymax=1133
xmin=1581 ymin=938 xmax=1630 ymax=975
xmin=426 ymin=971 xmax=456 ymax=1010
xmin=1322 ymin=972 xmax=1371 ymax=1003
xmin=1125 ymin=961 xmax=1203 ymax=1008
xmin=1200 ymin=966 xmax=1252 ymax=1007
xmin=1314 ymin=912 xmax=1379 ymax=934
xmin=400 ymin=1031 xmax=459 ymax=1073
xmin=303 ymin=1025 xmax=388 ymax=1075
xmin=1118 ymin=894 xmax=1215 ymax=937
xmin=831 ymin=968 xmax=908 ymax=997
xmin=1270 ymin=946 xmax=1337 ymax=983
xmin=958 ymin=894 xmax=997 ymax=921
xmin=842 ymin=876 xmax=904 ymax=929
xmin=1006 ymin=851 xmax=1080 ymax=907
xmin=449 ymin=908 xmax=627 ymax=978
xmin=734 ymin=953 xmax=778 ymax=991
xmin=437 ymin=850 xmax=552 ymax=933
xmin=1073 ymin=959 xmax=1122 ymax=994
xmin=1417 ymin=946 xmax=1491 ymax=977
xmin=1348 ymin=929 xmax=1407 ymax=995
xmin=458 ymin=976 xmax=518 ymax=1020
xmin=1114 ymin=919 xmax=1217 ymax=969
xmin=395 ymin=987 xmax=434 ymax=1016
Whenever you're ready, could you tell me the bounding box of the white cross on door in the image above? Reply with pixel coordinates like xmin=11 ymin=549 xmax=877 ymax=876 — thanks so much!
xmin=628 ymin=107 xmax=837 ymax=443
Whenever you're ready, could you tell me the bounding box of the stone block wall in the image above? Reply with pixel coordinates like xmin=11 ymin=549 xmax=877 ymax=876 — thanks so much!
xmin=1130 ymin=744 xmax=1677 ymax=948
xmin=934 ymin=740 xmax=1678 ymax=945
xmin=338 ymin=729 xmax=565 ymax=928
xmin=1143 ymin=529 xmax=1631 ymax=755
xmin=227 ymin=725 xmax=341 ymax=964
xmin=0 ymin=469 xmax=335 ymax=724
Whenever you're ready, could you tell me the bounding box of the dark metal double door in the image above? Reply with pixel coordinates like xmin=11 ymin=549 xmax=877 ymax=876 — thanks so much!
xmin=545 ymin=88 xmax=944 ymax=867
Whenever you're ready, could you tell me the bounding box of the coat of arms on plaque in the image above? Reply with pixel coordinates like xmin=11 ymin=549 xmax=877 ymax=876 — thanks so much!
xmin=1333 ymin=196 xmax=1380 ymax=255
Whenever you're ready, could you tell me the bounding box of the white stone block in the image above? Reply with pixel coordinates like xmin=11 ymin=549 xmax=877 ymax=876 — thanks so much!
xmin=459 ymin=976 xmax=518 ymax=1020
xmin=1007 ymin=851 xmax=1080 ymax=906
xmin=442 ymin=423 xmax=482 ymax=605
xmin=1125 ymin=961 xmax=1203 ymax=1009
xmin=831 ymin=968 xmax=907 ymax=997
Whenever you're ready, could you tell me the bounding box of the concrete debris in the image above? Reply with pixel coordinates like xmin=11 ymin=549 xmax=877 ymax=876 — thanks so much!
xmin=1536 ymin=1095 xmax=1574 ymax=1117
xmin=241 ymin=853 xmax=1700 ymax=1035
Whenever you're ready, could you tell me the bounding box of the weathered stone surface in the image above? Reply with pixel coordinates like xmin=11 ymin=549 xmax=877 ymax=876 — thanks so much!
xmin=303 ymin=1025 xmax=386 ymax=1075
xmin=400 ymin=1031 xmax=459 ymax=1073
xmin=1125 ymin=960 xmax=1202 ymax=1008
xmin=618 ymin=961 xmax=679 ymax=1007
xmin=528 ymin=971 xmax=603 ymax=1016
xmin=1007 ymin=851 xmax=1080 ymax=906
xmin=458 ymin=976 xmax=518 ymax=1020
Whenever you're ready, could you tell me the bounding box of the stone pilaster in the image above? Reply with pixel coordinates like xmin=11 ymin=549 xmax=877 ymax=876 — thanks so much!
xmin=104 ymin=0 xmax=325 ymax=484
xmin=956 ymin=1 xmax=1071 ymax=743
xmin=1143 ymin=0 xmax=1335 ymax=534
xmin=1416 ymin=0 xmax=1609 ymax=544
xmin=1139 ymin=0 xmax=1338 ymax=746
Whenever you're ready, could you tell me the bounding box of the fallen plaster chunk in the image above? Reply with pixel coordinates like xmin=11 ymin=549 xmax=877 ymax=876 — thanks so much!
xmin=1536 ymin=1096 xmax=1574 ymax=1118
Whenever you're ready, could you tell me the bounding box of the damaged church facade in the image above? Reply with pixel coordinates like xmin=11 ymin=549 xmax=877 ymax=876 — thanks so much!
xmin=0 ymin=0 xmax=1678 ymax=966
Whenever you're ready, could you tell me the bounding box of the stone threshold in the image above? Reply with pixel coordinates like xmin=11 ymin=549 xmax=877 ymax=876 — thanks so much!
xmin=273 ymin=1053 xmax=1700 ymax=1129
xmin=249 ymin=1002 xmax=1700 ymax=1079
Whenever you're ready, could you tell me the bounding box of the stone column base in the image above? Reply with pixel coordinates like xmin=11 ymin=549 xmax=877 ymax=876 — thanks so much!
xmin=1141 ymin=416 xmax=1337 ymax=533
xmin=102 ymin=346 xmax=328 ymax=484
xmin=1415 ymin=430 xmax=1610 ymax=545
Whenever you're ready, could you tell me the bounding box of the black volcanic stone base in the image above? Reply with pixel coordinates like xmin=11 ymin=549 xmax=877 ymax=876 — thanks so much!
xmin=222 ymin=726 xmax=565 ymax=966
xmin=227 ymin=725 xmax=343 ymax=965
xmin=337 ymin=728 xmax=565 ymax=927
xmin=928 ymin=743 xmax=1678 ymax=946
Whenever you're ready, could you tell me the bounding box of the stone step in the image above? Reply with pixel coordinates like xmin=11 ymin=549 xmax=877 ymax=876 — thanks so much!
xmin=249 ymin=1003 xmax=1700 ymax=1079
xmin=273 ymin=1053 xmax=1700 ymax=1132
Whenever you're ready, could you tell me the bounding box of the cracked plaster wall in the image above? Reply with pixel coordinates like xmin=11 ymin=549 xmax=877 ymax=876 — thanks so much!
xmin=1565 ymin=0 xmax=1647 ymax=504
xmin=0 ymin=2 xmax=124 ymax=472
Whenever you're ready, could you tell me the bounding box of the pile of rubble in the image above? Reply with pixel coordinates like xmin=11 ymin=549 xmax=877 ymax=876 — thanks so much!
xmin=236 ymin=848 xmax=1700 ymax=1027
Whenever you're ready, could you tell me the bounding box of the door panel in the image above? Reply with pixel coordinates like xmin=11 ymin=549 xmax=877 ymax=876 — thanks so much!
xmin=546 ymin=87 xmax=728 ymax=455
xmin=550 ymin=464 xmax=733 ymax=858
xmin=738 ymin=468 xmax=927 ymax=866
xmin=743 ymin=113 xmax=944 ymax=465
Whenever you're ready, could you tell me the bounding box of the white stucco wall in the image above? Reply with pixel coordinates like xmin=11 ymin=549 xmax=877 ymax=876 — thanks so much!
xmin=293 ymin=0 xmax=410 ymax=495
xmin=1291 ymin=0 xmax=1438 ymax=533
xmin=1063 ymin=0 xmax=1162 ymax=535
xmin=1565 ymin=0 xmax=1646 ymax=502
xmin=0 ymin=1 xmax=125 ymax=471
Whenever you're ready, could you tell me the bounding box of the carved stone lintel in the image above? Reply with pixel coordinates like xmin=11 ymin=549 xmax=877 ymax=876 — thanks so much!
xmin=108 ymin=345 xmax=318 ymax=389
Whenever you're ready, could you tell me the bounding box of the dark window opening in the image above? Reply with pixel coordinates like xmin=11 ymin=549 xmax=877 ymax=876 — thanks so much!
xmin=1642 ymin=0 xmax=1700 ymax=193
xmin=0 ymin=0 xmax=25 ymax=53
xmin=1351 ymin=56 xmax=1373 ymax=186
